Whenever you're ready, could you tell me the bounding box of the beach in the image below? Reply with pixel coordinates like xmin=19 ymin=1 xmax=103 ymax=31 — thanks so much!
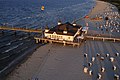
xmin=6 ymin=43 xmax=92 ymax=80
xmin=83 ymin=0 xmax=120 ymax=37
xmin=6 ymin=0 xmax=120 ymax=80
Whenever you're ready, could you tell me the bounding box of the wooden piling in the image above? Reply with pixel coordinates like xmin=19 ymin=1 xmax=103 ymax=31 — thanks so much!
xmin=36 ymin=39 xmax=38 ymax=43
xmin=114 ymin=39 xmax=115 ymax=42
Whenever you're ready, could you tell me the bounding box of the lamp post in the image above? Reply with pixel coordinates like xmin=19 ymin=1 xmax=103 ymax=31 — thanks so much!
xmin=41 ymin=26 xmax=44 ymax=39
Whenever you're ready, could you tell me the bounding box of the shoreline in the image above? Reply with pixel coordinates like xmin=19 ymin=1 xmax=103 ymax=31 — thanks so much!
xmin=0 ymin=43 xmax=43 ymax=80
xmin=72 ymin=0 xmax=96 ymax=23
xmin=99 ymin=0 xmax=120 ymax=12
xmin=88 ymin=0 xmax=117 ymax=16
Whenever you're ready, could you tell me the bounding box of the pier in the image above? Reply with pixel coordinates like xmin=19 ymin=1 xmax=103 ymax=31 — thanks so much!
xmin=85 ymin=36 xmax=120 ymax=42
xmin=34 ymin=37 xmax=80 ymax=47
xmin=0 ymin=26 xmax=42 ymax=33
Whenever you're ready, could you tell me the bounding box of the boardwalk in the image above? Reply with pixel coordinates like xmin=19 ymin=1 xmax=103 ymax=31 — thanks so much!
xmin=0 ymin=26 xmax=42 ymax=33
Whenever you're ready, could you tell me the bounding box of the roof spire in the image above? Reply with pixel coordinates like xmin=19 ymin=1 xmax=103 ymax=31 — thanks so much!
xmin=58 ymin=20 xmax=62 ymax=25
xmin=73 ymin=21 xmax=77 ymax=26
xmin=45 ymin=25 xmax=49 ymax=32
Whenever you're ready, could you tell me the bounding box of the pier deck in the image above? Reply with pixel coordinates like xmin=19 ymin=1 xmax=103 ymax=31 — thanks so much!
xmin=85 ymin=36 xmax=120 ymax=42
xmin=0 ymin=26 xmax=42 ymax=33
xmin=34 ymin=37 xmax=80 ymax=46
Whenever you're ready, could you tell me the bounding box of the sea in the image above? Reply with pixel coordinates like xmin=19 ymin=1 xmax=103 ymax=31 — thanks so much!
xmin=0 ymin=0 xmax=95 ymax=27
xmin=0 ymin=0 xmax=95 ymax=79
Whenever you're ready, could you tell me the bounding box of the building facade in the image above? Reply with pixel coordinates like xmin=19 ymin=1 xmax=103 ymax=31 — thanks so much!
xmin=44 ymin=22 xmax=82 ymax=42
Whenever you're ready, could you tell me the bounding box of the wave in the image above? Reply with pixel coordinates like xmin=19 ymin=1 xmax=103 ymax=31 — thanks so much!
xmin=0 ymin=0 xmax=95 ymax=28
xmin=2 ymin=43 xmax=23 ymax=54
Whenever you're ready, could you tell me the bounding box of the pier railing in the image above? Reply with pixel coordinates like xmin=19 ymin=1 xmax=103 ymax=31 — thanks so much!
xmin=85 ymin=36 xmax=120 ymax=42
xmin=0 ymin=26 xmax=42 ymax=33
xmin=34 ymin=37 xmax=80 ymax=46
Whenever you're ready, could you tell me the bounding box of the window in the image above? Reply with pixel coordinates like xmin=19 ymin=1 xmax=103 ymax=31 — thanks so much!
xmin=68 ymin=37 xmax=70 ymax=39
xmin=57 ymin=36 xmax=59 ymax=39
xmin=61 ymin=36 xmax=63 ymax=39
xmin=52 ymin=35 xmax=54 ymax=38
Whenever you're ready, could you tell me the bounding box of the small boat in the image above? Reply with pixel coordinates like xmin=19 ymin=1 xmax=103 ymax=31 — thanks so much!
xmin=41 ymin=6 xmax=45 ymax=11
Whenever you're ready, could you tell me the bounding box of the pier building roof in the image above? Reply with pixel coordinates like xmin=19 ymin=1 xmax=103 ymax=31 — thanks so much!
xmin=45 ymin=22 xmax=81 ymax=36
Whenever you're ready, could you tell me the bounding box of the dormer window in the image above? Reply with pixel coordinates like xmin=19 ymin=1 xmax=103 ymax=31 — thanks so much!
xmin=63 ymin=27 xmax=67 ymax=34
xmin=63 ymin=31 xmax=67 ymax=34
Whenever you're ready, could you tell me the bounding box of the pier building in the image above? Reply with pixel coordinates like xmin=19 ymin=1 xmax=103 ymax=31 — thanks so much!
xmin=44 ymin=22 xmax=82 ymax=42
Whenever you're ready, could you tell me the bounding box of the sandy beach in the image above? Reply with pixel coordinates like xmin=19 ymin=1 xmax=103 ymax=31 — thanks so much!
xmin=5 ymin=0 xmax=120 ymax=80
xmin=83 ymin=0 xmax=119 ymax=37
xmin=6 ymin=41 xmax=120 ymax=80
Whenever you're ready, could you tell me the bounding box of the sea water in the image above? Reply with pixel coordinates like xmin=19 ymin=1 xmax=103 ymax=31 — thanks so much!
xmin=0 ymin=0 xmax=95 ymax=28
xmin=0 ymin=0 xmax=96 ymax=77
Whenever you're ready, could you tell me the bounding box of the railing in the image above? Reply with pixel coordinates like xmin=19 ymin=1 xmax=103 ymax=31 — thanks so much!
xmin=34 ymin=37 xmax=80 ymax=46
xmin=85 ymin=36 xmax=120 ymax=42
xmin=0 ymin=26 xmax=42 ymax=33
